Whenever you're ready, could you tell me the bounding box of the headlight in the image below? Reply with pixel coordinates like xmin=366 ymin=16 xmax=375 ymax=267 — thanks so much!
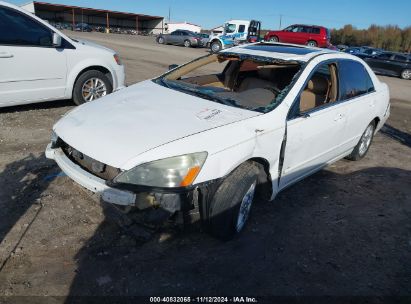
xmin=114 ymin=152 xmax=207 ymax=188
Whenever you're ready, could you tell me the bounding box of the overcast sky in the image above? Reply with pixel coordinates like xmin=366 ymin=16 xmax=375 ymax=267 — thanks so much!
xmin=9 ymin=0 xmax=411 ymax=30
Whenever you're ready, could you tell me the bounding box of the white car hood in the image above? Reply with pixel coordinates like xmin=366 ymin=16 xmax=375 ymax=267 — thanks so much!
xmin=54 ymin=80 xmax=259 ymax=168
xmin=72 ymin=38 xmax=115 ymax=54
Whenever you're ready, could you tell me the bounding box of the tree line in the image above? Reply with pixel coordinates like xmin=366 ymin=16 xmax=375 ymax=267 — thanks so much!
xmin=331 ymin=24 xmax=411 ymax=53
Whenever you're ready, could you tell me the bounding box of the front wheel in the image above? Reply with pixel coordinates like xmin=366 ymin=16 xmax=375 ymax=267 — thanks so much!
xmin=401 ymin=69 xmax=411 ymax=80
xmin=346 ymin=122 xmax=375 ymax=161
xmin=157 ymin=36 xmax=165 ymax=44
xmin=72 ymin=70 xmax=112 ymax=105
xmin=210 ymin=41 xmax=222 ymax=53
xmin=269 ymin=36 xmax=279 ymax=42
xmin=208 ymin=162 xmax=259 ymax=240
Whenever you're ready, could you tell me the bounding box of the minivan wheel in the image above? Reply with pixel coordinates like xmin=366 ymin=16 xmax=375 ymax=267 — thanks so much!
xmin=306 ymin=40 xmax=318 ymax=47
xmin=73 ymin=70 xmax=113 ymax=105
xmin=269 ymin=36 xmax=279 ymax=42
xmin=346 ymin=122 xmax=375 ymax=161
xmin=401 ymin=69 xmax=411 ymax=80
xmin=208 ymin=162 xmax=259 ymax=240
xmin=184 ymin=40 xmax=191 ymax=47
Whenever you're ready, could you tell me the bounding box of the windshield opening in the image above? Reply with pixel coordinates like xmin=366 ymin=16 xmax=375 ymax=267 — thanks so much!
xmin=155 ymin=53 xmax=302 ymax=113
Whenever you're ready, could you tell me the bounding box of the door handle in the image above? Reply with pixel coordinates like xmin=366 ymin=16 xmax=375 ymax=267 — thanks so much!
xmin=0 ymin=52 xmax=13 ymax=58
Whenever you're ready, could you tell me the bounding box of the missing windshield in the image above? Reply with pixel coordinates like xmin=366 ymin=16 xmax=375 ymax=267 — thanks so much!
xmin=155 ymin=53 xmax=302 ymax=113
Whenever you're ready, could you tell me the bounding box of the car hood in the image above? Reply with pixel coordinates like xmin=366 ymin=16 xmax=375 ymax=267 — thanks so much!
xmin=72 ymin=38 xmax=116 ymax=54
xmin=54 ymin=80 xmax=259 ymax=169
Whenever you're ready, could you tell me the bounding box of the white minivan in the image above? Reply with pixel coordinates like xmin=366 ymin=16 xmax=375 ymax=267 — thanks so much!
xmin=0 ymin=1 xmax=125 ymax=107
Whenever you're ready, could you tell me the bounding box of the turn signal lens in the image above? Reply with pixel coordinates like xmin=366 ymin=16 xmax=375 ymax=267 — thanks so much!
xmin=113 ymin=54 xmax=122 ymax=65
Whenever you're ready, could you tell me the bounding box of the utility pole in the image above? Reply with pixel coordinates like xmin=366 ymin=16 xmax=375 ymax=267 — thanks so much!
xmin=279 ymin=14 xmax=282 ymax=29
xmin=168 ymin=6 xmax=171 ymax=22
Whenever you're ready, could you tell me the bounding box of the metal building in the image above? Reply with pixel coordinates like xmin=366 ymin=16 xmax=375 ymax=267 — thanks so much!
xmin=20 ymin=1 xmax=164 ymax=34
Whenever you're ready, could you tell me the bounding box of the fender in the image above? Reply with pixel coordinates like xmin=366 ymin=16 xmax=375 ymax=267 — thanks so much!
xmin=64 ymin=59 xmax=116 ymax=99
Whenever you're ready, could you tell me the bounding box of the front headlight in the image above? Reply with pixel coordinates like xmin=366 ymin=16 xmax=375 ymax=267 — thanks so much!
xmin=114 ymin=152 xmax=208 ymax=188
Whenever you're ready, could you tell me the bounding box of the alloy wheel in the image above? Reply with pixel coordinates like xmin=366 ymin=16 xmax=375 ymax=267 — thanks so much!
xmin=81 ymin=78 xmax=107 ymax=102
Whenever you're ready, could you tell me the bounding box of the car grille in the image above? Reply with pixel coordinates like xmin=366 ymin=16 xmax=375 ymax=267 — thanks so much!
xmin=60 ymin=141 xmax=121 ymax=181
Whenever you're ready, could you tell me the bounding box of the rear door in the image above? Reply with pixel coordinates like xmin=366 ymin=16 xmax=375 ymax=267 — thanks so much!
xmin=337 ymin=59 xmax=378 ymax=149
xmin=0 ymin=5 xmax=67 ymax=106
xmin=167 ymin=31 xmax=180 ymax=44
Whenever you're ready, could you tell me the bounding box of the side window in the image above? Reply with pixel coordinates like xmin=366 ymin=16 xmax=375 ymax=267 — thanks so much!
xmin=338 ymin=60 xmax=374 ymax=100
xmin=394 ymin=55 xmax=407 ymax=62
xmin=0 ymin=6 xmax=52 ymax=47
xmin=238 ymin=25 xmax=246 ymax=33
xmin=298 ymin=63 xmax=338 ymax=113
xmin=311 ymin=27 xmax=321 ymax=34
xmin=377 ymin=53 xmax=392 ymax=60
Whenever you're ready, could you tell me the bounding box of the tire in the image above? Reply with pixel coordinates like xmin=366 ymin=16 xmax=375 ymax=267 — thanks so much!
xmin=72 ymin=70 xmax=113 ymax=106
xmin=306 ymin=40 xmax=318 ymax=47
xmin=210 ymin=40 xmax=222 ymax=53
xmin=208 ymin=162 xmax=259 ymax=240
xmin=269 ymin=36 xmax=279 ymax=42
xmin=401 ymin=69 xmax=411 ymax=80
xmin=346 ymin=121 xmax=376 ymax=161
xmin=157 ymin=36 xmax=165 ymax=44
xmin=184 ymin=40 xmax=191 ymax=48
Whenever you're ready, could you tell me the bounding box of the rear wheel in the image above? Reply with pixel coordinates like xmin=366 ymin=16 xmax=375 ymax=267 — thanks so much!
xmin=306 ymin=40 xmax=318 ymax=47
xmin=269 ymin=36 xmax=279 ymax=42
xmin=72 ymin=70 xmax=112 ymax=105
xmin=346 ymin=122 xmax=375 ymax=161
xmin=208 ymin=162 xmax=259 ymax=240
xmin=184 ymin=40 xmax=191 ymax=47
xmin=157 ymin=36 xmax=165 ymax=44
xmin=210 ymin=40 xmax=222 ymax=53
xmin=401 ymin=69 xmax=411 ymax=80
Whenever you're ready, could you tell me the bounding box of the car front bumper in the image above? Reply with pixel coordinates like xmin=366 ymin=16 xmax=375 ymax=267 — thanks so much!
xmin=45 ymin=144 xmax=136 ymax=206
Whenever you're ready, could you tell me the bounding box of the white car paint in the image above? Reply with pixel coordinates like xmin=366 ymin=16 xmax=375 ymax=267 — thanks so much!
xmin=0 ymin=1 xmax=125 ymax=107
xmin=46 ymin=43 xmax=390 ymax=207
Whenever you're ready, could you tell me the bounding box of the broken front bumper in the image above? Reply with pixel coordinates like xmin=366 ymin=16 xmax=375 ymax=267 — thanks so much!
xmin=45 ymin=144 xmax=136 ymax=206
xmin=45 ymin=144 xmax=218 ymax=224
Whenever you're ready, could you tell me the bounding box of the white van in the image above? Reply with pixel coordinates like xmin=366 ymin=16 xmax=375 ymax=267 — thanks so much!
xmin=0 ymin=1 xmax=125 ymax=107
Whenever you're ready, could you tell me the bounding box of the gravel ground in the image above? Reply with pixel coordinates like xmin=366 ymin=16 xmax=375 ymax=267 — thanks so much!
xmin=0 ymin=32 xmax=410 ymax=299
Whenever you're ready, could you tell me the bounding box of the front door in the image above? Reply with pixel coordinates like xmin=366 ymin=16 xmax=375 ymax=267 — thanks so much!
xmin=0 ymin=5 xmax=67 ymax=106
xmin=280 ymin=62 xmax=349 ymax=189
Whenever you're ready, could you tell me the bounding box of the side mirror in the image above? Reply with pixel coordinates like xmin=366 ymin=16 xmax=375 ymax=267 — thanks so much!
xmin=52 ymin=33 xmax=62 ymax=47
xmin=168 ymin=64 xmax=178 ymax=70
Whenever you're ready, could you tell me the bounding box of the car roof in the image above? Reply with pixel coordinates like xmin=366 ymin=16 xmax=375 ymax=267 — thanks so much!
xmin=222 ymin=42 xmax=337 ymax=62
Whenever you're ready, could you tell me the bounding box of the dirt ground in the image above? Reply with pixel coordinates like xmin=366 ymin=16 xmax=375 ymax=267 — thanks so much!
xmin=0 ymin=32 xmax=410 ymax=299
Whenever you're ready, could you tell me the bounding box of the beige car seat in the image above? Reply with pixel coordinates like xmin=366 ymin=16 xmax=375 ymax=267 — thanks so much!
xmin=300 ymin=75 xmax=330 ymax=112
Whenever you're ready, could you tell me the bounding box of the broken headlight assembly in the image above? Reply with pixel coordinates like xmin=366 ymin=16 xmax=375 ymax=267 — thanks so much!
xmin=113 ymin=152 xmax=208 ymax=188
xmin=50 ymin=130 xmax=59 ymax=148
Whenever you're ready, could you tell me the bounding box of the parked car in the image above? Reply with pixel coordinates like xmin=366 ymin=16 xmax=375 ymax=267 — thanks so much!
xmin=361 ymin=47 xmax=383 ymax=56
xmin=156 ymin=30 xmax=203 ymax=47
xmin=264 ymin=24 xmax=331 ymax=48
xmin=74 ymin=22 xmax=92 ymax=32
xmin=0 ymin=1 xmax=125 ymax=107
xmin=358 ymin=52 xmax=411 ymax=79
xmin=198 ymin=33 xmax=210 ymax=47
xmin=344 ymin=47 xmax=364 ymax=55
xmin=46 ymin=42 xmax=390 ymax=240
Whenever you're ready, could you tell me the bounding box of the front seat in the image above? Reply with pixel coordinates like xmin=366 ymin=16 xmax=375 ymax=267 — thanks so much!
xmin=300 ymin=75 xmax=329 ymax=112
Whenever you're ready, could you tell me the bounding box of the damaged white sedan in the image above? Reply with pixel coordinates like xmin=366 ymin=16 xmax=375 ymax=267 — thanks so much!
xmin=46 ymin=43 xmax=390 ymax=239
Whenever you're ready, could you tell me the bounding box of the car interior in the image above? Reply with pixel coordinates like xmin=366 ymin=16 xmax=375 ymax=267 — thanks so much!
xmin=163 ymin=54 xmax=301 ymax=110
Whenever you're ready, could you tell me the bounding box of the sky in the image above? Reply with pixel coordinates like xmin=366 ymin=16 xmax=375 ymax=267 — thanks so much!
xmin=8 ymin=0 xmax=411 ymax=30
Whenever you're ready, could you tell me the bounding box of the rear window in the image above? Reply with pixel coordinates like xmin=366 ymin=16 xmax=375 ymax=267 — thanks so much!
xmin=338 ymin=60 xmax=374 ymax=100
xmin=311 ymin=27 xmax=320 ymax=34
